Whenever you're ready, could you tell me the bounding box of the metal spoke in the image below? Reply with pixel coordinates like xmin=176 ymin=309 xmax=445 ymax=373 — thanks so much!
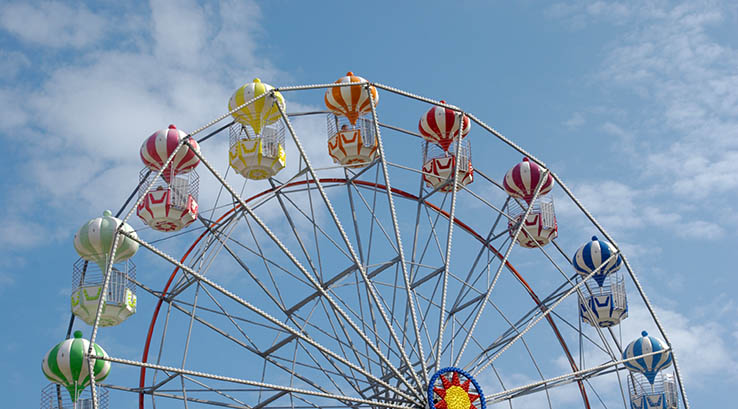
xmin=95 ymin=356 xmax=417 ymax=409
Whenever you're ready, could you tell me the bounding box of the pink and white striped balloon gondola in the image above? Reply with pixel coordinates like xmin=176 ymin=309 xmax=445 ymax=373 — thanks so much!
xmin=136 ymin=178 xmax=199 ymax=232
xmin=503 ymin=157 xmax=553 ymax=203
xmin=137 ymin=125 xmax=200 ymax=232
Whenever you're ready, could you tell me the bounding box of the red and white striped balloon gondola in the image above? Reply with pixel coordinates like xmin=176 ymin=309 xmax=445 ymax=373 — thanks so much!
xmin=418 ymin=100 xmax=470 ymax=152
xmin=419 ymin=101 xmax=474 ymax=192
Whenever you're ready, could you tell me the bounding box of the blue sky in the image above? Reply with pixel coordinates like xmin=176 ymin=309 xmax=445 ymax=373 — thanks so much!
xmin=1 ymin=1 xmax=737 ymax=409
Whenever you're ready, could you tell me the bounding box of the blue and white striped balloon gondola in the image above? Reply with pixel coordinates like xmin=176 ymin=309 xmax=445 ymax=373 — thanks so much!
xmin=623 ymin=331 xmax=673 ymax=384
xmin=572 ymin=236 xmax=622 ymax=287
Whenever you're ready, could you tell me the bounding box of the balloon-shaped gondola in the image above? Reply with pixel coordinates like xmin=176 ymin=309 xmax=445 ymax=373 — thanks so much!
xmin=418 ymin=100 xmax=470 ymax=152
xmin=138 ymin=124 xmax=201 ymax=232
xmin=74 ymin=210 xmax=138 ymax=271
xmin=419 ymin=101 xmax=474 ymax=192
xmin=324 ymin=71 xmax=378 ymax=126
xmin=42 ymin=331 xmax=111 ymax=402
xmin=503 ymin=157 xmax=557 ymax=247
xmin=139 ymin=124 xmax=200 ymax=182
xmin=503 ymin=157 xmax=553 ymax=203
xmin=229 ymin=78 xmax=285 ymax=136
xmin=325 ymin=72 xmax=380 ymax=167
xmin=72 ymin=211 xmax=139 ymax=326
xmin=228 ymin=78 xmax=287 ymax=180
xmin=572 ymin=236 xmax=622 ymax=287
xmin=623 ymin=331 xmax=673 ymax=384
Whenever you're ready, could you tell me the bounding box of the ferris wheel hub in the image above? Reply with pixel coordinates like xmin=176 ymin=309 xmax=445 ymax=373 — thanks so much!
xmin=428 ymin=367 xmax=486 ymax=409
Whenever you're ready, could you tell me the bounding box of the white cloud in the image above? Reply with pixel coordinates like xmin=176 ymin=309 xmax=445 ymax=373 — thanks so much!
xmin=150 ymin=0 xmax=208 ymax=61
xmin=550 ymin=0 xmax=738 ymax=250
xmin=563 ymin=112 xmax=585 ymax=129
xmin=0 ymin=1 xmax=107 ymax=48
xmin=0 ymin=87 xmax=30 ymax=131
xmin=546 ymin=0 xmax=634 ymax=29
xmin=0 ymin=219 xmax=50 ymax=249
xmin=585 ymin=1 xmax=631 ymax=20
xmin=0 ymin=50 xmax=30 ymax=79
xmin=540 ymin=300 xmax=737 ymax=401
xmin=555 ymin=180 xmax=721 ymax=242
xmin=598 ymin=2 xmax=738 ymax=201
xmin=0 ymin=271 xmax=14 ymax=289
xmin=0 ymin=0 xmax=303 ymax=250
xmin=678 ymin=219 xmax=725 ymax=239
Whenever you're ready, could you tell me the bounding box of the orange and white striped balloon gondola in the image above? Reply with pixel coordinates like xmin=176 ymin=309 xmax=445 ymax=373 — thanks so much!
xmin=324 ymin=72 xmax=379 ymax=125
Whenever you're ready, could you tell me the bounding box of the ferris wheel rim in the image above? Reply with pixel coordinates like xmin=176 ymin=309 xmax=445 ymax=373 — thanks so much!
xmin=136 ymin=177 xmax=591 ymax=409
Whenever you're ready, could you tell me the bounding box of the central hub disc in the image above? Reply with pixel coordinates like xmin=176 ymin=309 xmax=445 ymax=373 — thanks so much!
xmin=428 ymin=367 xmax=486 ymax=409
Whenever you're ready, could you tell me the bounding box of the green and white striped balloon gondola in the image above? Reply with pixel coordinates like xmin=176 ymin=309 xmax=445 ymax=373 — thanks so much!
xmin=73 ymin=210 xmax=139 ymax=272
xmin=71 ymin=210 xmax=139 ymax=327
xmin=42 ymin=331 xmax=111 ymax=403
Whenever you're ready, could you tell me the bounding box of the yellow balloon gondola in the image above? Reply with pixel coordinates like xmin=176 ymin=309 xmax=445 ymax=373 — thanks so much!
xmin=228 ymin=78 xmax=287 ymax=180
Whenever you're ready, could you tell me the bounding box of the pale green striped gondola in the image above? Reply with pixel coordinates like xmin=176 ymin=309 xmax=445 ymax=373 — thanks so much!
xmin=73 ymin=210 xmax=138 ymax=271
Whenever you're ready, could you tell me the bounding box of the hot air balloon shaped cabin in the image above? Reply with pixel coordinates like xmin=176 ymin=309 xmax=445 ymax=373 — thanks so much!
xmin=624 ymin=331 xmax=678 ymax=409
xmin=71 ymin=211 xmax=139 ymax=327
xmin=573 ymin=236 xmax=628 ymax=327
xmin=325 ymin=72 xmax=380 ymax=168
xmin=504 ymin=157 xmax=557 ymax=248
xmin=419 ymin=101 xmax=474 ymax=192
xmin=228 ymin=78 xmax=287 ymax=180
xmin=138 ymin=125 xmax=201 ymax=232
xmin=42 ymin=331 xmax=111 ymax=406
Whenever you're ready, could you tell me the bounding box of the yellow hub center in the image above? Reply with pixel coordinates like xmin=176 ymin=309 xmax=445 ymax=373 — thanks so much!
xmin=444 ymin=385 xmax=471 ymax=409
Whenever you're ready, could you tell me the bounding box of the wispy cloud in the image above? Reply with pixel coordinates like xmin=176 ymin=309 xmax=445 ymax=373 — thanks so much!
xmin=550 ymin=1 xmax=736 ymax=245
xmin=556 ymin=180 xmax=723 ymax=241
xmin=597 ymin=1 xmax=738 ymax=201
xmin=0 ymin=219 xmax=52 ymax=249
xmin=0 ymin=271 xmax=14 ymax=290
xmin=0 ymin=50 xmax=30 ymax=79
xmin=0 ymin=1 xmax=107 ymax=48
xmin=563 ymin=112 xmax=585 ymax=129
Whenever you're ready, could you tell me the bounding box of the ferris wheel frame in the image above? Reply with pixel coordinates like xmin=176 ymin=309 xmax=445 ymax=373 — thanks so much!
xmin=65 ymin=79 xmax=689 ymax=409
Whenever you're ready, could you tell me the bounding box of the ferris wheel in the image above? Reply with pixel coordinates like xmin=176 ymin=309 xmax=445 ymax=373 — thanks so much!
xmin=41 ymin=73 xmax=690 ymax=409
